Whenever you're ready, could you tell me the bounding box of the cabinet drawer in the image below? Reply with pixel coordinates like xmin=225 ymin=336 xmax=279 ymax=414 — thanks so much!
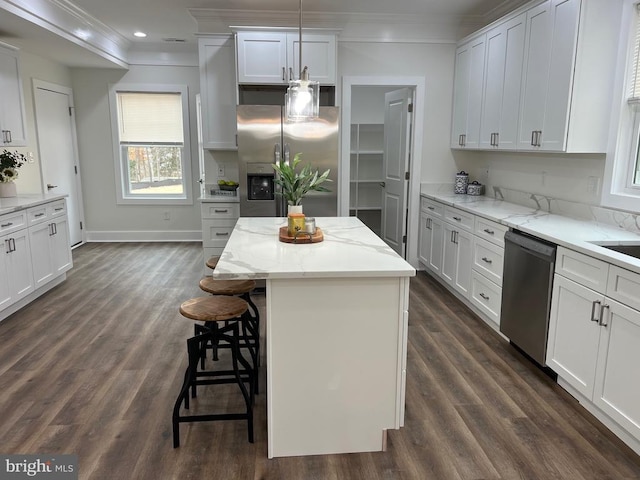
xmin=470 ymin=270 xmax=502 ymax=326
xmin=556 ymin=246 xmax=609 ymax=292
xmin=202 ymin=219 xmax=237 ymax=248
xmin=47 ymin=200 xmax=66 ymax=218
xmin=472 ymin=237 xmax=504 ymax=286
xmin=201 ymin=203 xmax=240 ymax=219
xmin=444 ymin=206 xmax=474 ymax=232
xmin=420 ymin=197 xmax=444 ymax=217
xmin=606 ymin=265 xmax=640 ymax=312
xmin=27 ymin=205 xmax=48 ymax=225
xmin=0 ymin=210 xmax=27 ymax=235
xmin=474 ymin=217 xmax=508 ymax=247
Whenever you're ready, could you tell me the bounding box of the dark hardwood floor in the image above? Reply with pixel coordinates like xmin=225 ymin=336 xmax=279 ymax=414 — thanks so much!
xmin=1 ymin=242 xmax=639 ymax=479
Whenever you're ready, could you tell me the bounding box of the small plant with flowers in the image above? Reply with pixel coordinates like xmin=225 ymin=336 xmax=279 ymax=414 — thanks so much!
xmin=0 ymin=149 xmax=26 ymax=183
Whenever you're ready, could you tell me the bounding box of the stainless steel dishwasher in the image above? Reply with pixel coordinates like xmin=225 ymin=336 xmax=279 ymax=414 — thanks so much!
xmin=500 ymin=230 xmax=557 ymax=366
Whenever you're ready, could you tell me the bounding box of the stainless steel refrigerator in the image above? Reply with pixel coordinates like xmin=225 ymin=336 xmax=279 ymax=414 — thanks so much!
xmin=237 ymin=105 xmax=339 ymax=217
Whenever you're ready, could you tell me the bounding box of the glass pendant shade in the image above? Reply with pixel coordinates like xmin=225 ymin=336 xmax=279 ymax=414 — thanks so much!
xmin=286 ymin=71 xmax=319 ymax=121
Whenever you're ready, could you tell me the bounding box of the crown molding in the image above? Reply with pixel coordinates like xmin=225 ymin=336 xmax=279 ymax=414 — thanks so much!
xmin=0 ymin=0 xmax=130 ymax=67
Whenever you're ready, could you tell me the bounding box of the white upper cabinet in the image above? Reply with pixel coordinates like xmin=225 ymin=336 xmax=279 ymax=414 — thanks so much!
xmin=0 ymin=42 xmax=27 ymax=147
xmin=450 ymin=35 xmax=486 ymax=149
xmin=236 ymin=30 xmax=337 ymax=85
xmin=198 ymin=36 xmax=238 ymax=150
xmin=452 ymin=0 xmax=622 ymax=153
xmin=479 ymin=13 xmax=526 ymax=150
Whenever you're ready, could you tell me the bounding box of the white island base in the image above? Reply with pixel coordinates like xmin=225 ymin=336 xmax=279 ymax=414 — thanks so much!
xmin=266 ymin=276 xmax=409 ymax=458
xmin=213 ymin=217 xmax=415 ymax=458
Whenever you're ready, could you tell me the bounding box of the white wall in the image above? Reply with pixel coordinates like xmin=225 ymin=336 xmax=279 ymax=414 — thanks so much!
xmin=13 ymin=50 xmax=72 ymax=194
xmin=71 ymin=64 xmax=202 ymax=239
xmin=338 ymin=41 xmax=458 ymax=186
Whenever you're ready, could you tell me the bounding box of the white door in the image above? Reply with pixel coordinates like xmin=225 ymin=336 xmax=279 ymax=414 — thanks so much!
xmin=34 ymin=81 xmax=84 ymax=247
xmin=380 ymin=88 xmax=412 ymax=257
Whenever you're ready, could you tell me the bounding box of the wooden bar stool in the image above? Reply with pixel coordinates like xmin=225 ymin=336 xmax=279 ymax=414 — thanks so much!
xmin=205 ymin=256 xmax=219 ymax=271
xmin=197 ymin=278 xmax=260 ymax=382
xmin=172 ymin=296 xmax=254 ymax=448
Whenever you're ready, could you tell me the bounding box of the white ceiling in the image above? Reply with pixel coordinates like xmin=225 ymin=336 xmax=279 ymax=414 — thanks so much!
xmin=0 ymin=0 xmax=527 ymax=68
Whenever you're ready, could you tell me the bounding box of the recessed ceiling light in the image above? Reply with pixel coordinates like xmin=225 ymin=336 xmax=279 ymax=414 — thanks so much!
xmin=134 ymin=31 xmax=147 ymax=38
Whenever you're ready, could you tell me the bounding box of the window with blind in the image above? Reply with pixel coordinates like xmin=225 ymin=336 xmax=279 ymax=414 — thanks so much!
xmin=109 ymin=84 xmax=192 ymax=204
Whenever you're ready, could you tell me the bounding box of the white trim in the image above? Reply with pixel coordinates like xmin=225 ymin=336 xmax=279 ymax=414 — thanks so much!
xmin=108 ymin=83 xmax=194 ymax=206
xmin=602 ymin=0 xmax=640 ymax=212
xmin=341 ymin=76 xmax=425 ymax=269
xmin=85 ymin=230 xmax=202 ymax=242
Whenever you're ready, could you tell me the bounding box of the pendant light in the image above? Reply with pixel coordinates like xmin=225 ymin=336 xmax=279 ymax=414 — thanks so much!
xmin=285 ymin=0 xmax=320 ymax=121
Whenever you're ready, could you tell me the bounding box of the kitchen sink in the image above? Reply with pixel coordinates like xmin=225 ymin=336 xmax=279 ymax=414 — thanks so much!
xmin=592 ymin=243 xmax=640 ymax=260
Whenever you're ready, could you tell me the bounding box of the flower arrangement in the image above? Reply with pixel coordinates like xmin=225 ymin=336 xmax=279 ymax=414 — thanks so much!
xmin=0 ymin=150 xmax=26 ymax=183
xmin=272 ymin=153 xmax=332 ymax=206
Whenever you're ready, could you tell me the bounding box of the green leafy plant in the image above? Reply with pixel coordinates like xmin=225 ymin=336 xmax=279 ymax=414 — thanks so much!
xmin=272 ymin=153 xmax=332 ymax=206
xmin=0 ymin=150 xmax=26 ymax=183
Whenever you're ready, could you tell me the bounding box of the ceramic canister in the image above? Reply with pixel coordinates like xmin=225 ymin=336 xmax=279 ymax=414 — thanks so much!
xmin=454 ymin=171 xmax=469 ymax=194
xmin=466 ymin=181 xmax=485 ymax=196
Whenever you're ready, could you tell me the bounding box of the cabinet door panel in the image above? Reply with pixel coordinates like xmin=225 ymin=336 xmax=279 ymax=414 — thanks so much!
xmin=236 ymin=32 xmax=287 ymax=84
xmin=288 ymin=34 xmax=336 ymax=85
xmin=418 ymin=213 xmax=430 ymax=266
xmin=0 ymin=45 xmax=27 ymax=146
xmin=7 ymin=230 xmax=34 ymax=300
xmin=0 ymin=237 xmax=12 ymax=309
xmin=453 ymin=229 xmax=473 ymax=298
xmin=518 ymin=1 xmax=552 ymax=149
xmin=52 ymin=218 xmax=72 ymax=275
xmin=547 ymin=274 xmax=602 ymax=398
xmin=451 ymin=44 xmax=471 ymax=147
xmin=540 ymin=0 xmax=580 ymax=151
xmin=441 ymin=223 xmax=457 ymax=286
xmin=465 ymin=37 xmax=486 ymax=149
xmin=29 ymin=222 xmax=54 ymax=288
xmin=594 ymin=298 xmax=640 ymax=441
xmin=429 ymin=217 xmax=444 ymax=275
xmin=480 ymin=25 xmax=506 ymax=149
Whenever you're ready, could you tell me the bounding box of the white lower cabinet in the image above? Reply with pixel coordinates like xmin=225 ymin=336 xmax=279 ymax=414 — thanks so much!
xmin=0 ymin=199 xmax=72 ymax=321
xmin=0 ymin=228 xmax=34 ymax=309
xmin=418 ymin=211 xmax=443 ymax=275
xmin=201 ymin=202 xmax=239 ymax=264
xmin=547 ymin=246 xmax=640 ymax=450
xmin=442 ymin=222 xmax=473 ymax=298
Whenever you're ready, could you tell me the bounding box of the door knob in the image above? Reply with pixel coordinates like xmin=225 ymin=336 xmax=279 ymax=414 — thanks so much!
xmin=47 ymin=184 xmax=58 ymax=190
xmin=379 ymin=182 xmax=386 ymax=188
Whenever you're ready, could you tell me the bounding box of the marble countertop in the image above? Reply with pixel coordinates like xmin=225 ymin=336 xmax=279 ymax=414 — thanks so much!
xmin=0 ymin=193 xmax=68 ymax=215
xmin=213 ymin=216 xmax=416 ymax=280
xmin=420 ymin=184 xmax=640 ymax=275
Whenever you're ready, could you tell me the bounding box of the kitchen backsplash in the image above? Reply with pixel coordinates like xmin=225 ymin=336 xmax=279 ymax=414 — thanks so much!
xmin=423 ymin=183 xmax=640 ymax=235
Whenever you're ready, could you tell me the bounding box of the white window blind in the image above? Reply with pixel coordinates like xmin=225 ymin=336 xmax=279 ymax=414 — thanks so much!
xmin=116 ymin=92 xmax=183 ymax=143
xmin=630 ymin=3 xmax=640 ymax=103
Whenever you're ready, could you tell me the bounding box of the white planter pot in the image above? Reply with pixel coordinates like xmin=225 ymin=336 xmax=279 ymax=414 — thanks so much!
xmin=0 ymin=182 xmax=17 ymax=198
xmin=288 ymin=205 xmax=303 ymax=215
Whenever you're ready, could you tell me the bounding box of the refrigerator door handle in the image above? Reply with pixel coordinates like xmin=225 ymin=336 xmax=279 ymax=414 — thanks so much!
xmin=274 ymin=143 xmax=281 ymax=163
xmin=283 ymin=143 xmax=290 ymax=164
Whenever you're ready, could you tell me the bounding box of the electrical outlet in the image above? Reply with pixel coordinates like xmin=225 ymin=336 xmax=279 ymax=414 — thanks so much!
xmin=217 ymin=165 xmax=225 ymax=177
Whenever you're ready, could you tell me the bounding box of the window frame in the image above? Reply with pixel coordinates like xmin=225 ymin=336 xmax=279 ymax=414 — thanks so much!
xmin=602 ymin=0 xmax=640 ymax=211
xmin=108 ymin=83 xmax=193 ymax=205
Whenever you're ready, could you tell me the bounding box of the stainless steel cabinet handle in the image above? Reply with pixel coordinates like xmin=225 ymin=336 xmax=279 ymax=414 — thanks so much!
xmin=453 ymin=216 xmax=461 ymax=221
xmin=450 ymin=230 xmax=455 ymax=243
xmin=379 ymin=182 xmax=386 ymax=188
xmin=35 ymin=213 xmax=45 ymax=218
xmin=53 ymin=223 xmax=57 ymax=235
xmin=54 ymin=207 xmax=64 ymax=212
xmin=4 ymin=239 xmax=10 ymax=254
xmin=537 ymin=131 xmax=542 ymax=147
xmin=479 ymin=293 xmax=490 ymax=301
xmin=598 ymin=304 xmax=610 ymax=327
xmin=2 ymin=130 xmax=12 ymax=143
xmin=47 ymin=184 xmax=58 ymax=190
xmin=493 ymin=132 xmax=499 ymax=147
xmin=214 ymin=209 xmax=229 ymax=213
xmin=454 ymin=231 xmax=458 ymax=244
xmin=461 ymin=134 xmax=466 ymax=146
xmin=427 ymin=206 xmax=435 ymax=210
xmin=215 ymin=232 xmax=229 ymax=237
xmin=9 ymin=237 xmax=15 ymax=252
xmin=531 ymin=130 xmax=536 ymax=146
xmin=481 ymin=257 xmax=492 ymax=264
xmin=483 ymin=228 xmax=494 ymax=235
xmin=590 ymin=300 xmax=601 ymax=322
xmin=49 ymin=223 xmax=55 ymax=236
xmin=282 ymin=67 xmax=285 ymax=81
xmin=289 ymin=67 xmax=294 ymax=82
xmin=1 ymin=222 xmax=13 ymax=228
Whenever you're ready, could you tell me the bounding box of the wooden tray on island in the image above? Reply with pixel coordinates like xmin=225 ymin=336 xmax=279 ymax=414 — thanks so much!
xmin=279 ymin=226 xmax=324 ymax=244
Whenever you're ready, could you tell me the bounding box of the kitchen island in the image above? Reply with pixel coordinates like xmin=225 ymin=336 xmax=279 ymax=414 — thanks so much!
xmin=213 ymin=217 xmax=416 ymax=458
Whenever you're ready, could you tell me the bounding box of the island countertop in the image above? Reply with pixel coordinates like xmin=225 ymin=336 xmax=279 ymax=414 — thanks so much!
xmin=213 ymin=216 xmax=416 ymax=280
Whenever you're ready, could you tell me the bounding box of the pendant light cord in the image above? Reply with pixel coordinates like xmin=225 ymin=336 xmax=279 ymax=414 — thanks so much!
xmin=299 ymin=0 xmax=303 ymax=79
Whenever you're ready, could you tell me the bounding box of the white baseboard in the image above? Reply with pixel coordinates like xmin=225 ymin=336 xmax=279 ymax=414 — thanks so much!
xmin=85 ymin=230 xmax=202 ymax=242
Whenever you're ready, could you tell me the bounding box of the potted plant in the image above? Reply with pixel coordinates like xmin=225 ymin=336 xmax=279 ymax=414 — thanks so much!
xmin=272 ymin=153 xmax=332 ymax=213
xmin=0 ymin=150 xmax=26 ymax=198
